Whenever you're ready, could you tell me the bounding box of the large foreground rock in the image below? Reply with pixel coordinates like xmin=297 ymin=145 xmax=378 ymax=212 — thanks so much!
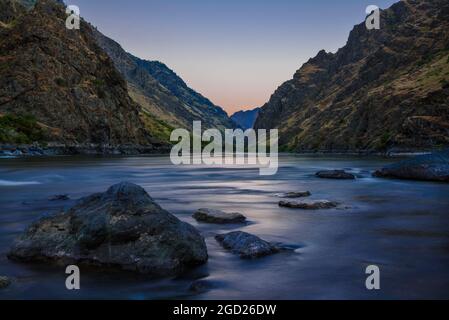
xmin=193 ymin=208 xmax=247 ymax=224
xmin=279 ymin=200 xmax=339 ymax=210
xmin=215 ymin=232 xmax=279 ymax=259
xmin=8 ymin=182 xmax=208 ymax=276
xmin=316 ymin=170 xmax=355 ymax=180
xmin=373 ymin=151 xmax=449 ymax=182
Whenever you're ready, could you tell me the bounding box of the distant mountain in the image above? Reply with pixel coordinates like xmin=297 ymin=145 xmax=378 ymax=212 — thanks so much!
xmin=231 ymin=108 xmax=260 ymax=130
xmin=0 ymin=0 xmax=166 ymax=152
xmin=93 ymin=30 xmax=235 ymax=132
xmin=255 ymin=0 xmax=449 ymax=153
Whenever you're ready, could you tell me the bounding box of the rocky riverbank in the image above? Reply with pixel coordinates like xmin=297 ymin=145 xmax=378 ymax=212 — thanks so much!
xmin=1 ymin=143 xmax=437 ymax=158
xmin=0 ymin=143 xmax=170 ymax=157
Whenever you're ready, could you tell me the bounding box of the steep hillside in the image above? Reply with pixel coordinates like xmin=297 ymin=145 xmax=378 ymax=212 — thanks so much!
xmin=255 ymin=0 xmax=449 ymax=153
xmin=0 ymin=0 xmax=166 ymax=152
xmin=93 ymin=30 xmax=234 ymax=131
xmin=231 ymin=108 xmax=260 ymax=130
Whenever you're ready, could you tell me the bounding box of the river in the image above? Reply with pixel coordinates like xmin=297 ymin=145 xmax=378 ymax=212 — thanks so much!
xmin=0 ymin=154 xmax=448 ymax=299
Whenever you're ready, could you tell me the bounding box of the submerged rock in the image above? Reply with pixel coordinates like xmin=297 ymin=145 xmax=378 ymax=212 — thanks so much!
xmin=316 ymin=170 xmax=355 ymax=180
xmin=48 ymin=194 xmax=70 ymax=201
xmin=278 ymin=191 xmax=311 ymax=198
xmin=279 ymin=200 xmax=339 ymax=210
xmin=0 ymin=276 xmax=11 ymax=289
xmin=215 ymin=231 xmax=279 ymax=259
xmin=373 ymin=151 xmax=449 ymax=182
xmin=8 ymin=182 xmax=208 ymax=276
xmin=193 ymin=208 xmax=246 ymax=224
xmin=189 ymin=280 xmax=216 ymax=294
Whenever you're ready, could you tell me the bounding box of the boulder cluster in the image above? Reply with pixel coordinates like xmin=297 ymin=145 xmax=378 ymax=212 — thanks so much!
xmin=6 ymin=150 xmax=447 ymax=283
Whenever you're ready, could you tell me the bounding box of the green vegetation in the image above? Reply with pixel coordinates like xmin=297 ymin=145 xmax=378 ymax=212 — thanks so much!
xmin=279 ymin=144 xmax=294 ymax=153
xmin=426 ymin=67 xmax=442 ymax=78
xmin=141 ymin=111 xmax=174 ymax=143
xmin=54 ymin=77 xmax=67 ymax=87
xmin=0 ymin=18 xmax=18 ymax=29
xmin=376 ymin=132 xmax=393 ymax=150
xmin=92 ymin=78 xmax=107 ymax=99
xmin=92 ymin=78 xmax=105 ymax=87
xmin=0 ymin=61 xmax=9 ymax=72
xmin=312 ymin=135 xmax=325 ymax=150
xmin=416 ymin=55 xmax=433 ymax=68
xmin=0 ymin=114 xmax=45 ymax=144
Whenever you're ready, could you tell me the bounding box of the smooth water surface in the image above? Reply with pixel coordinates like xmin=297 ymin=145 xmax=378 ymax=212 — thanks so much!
xmin=0 ymin=155 xmax=448 ymax=299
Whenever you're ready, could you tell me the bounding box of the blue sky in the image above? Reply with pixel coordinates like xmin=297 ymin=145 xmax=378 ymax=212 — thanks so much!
xmin=71 ymin=0 xmax=397 ymax=114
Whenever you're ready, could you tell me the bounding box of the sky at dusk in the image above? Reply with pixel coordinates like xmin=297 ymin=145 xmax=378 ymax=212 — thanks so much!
xmin=70 ymin=0 xmax=397 ymax=115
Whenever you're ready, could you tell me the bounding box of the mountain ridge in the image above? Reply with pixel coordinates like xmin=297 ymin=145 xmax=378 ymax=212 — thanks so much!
xmin=93 ymin=28 xmax=235 ymax=132
xmin=231 ymin=108 xmax=260 ymax=130
xmin=255 ymin=0 xmax=449 ymax=153
xmin=0 ymin=0 xmax=235 ymax=154
xmin=0 ymin=0 xmax=168 ymax=153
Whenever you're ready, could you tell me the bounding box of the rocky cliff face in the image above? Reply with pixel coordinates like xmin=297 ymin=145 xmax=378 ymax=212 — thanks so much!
xmin=0 ymin=0 xmax=166 ymax=151
xmin=93 ymin=30 xmax=234 ymax=131
xmin=231 ymin=108 xmax=260 ymax=130
xmin=255 ymin=0 xmax=449 ymax=153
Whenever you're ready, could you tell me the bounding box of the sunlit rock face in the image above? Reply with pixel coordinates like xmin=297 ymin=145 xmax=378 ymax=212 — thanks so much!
xmin=255 ymin=0 xmax=449 ymax=153
xmin=0 ymin=0 xmax=165 ymax=150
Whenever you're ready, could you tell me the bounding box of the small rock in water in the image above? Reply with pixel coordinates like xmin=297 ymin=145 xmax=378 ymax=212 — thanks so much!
xmin=279 ymin=200 xmax=339 ymax=210
xmin=48 ymin=194 xmax=70 ymax=201
xmin=193 ymin=208 xmax=247 ymax=224
xmin=0 ymin=276 xmax=11 ymax=289
xmin=215 ymin=231 xmax=279 ymax=259
xmin=8 ymin=182 xmax=208 ymax=276
xmin=278 ymin=191 xmax=311 ymax=198
xmin=316 ymin=170 xmax=355 ymax=180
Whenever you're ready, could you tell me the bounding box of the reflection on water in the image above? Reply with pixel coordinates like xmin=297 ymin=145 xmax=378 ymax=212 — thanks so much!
xmin=0 ymin=155 xmax=448 ymax=299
